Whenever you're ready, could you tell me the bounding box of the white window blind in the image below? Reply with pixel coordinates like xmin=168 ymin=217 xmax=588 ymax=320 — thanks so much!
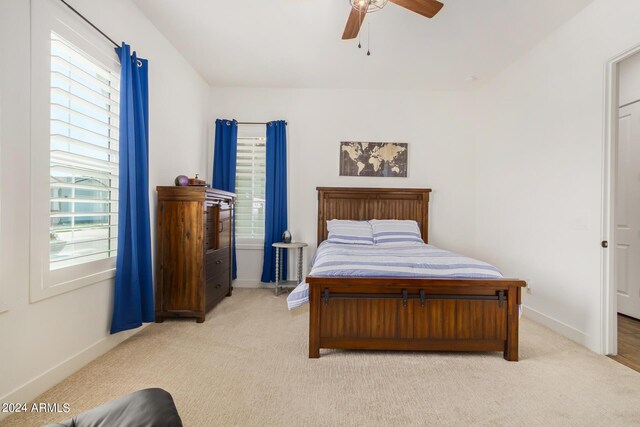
xmin=49 ymin=31 xmax=120 ymax=271
xmin=235 ymin=133 xmax=266 ymax=240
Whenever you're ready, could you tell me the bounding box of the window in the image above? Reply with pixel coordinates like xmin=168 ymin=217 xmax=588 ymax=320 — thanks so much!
xmin=235 ymin=126 xmax=266 ymax=241
xmin=49 ymin=32 xmax=120 ymax=271
xmin=30 ymin=0 xmax=122 ymax=301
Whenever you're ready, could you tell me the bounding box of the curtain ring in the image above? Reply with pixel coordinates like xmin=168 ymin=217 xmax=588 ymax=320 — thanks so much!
xmin=136 ymin=59 xmax=142 ymax=67
xmin=226 ymin=121 xmax=231 ymax=126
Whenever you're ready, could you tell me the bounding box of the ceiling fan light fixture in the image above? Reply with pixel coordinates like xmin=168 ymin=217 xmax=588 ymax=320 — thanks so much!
xmin=350 ymin=0 xmax=389 ymax=13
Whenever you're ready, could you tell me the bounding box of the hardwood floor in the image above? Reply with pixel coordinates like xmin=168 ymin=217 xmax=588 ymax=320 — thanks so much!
xmin=610 ymin=314 xmax=640 ymax=373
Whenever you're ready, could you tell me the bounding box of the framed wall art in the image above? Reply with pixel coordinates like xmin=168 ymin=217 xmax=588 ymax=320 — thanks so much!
xmin=339 ymin=141 xmax=408 ymax=177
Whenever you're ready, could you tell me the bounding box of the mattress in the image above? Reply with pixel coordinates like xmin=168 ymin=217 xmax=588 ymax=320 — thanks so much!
xmin=287 ymin=241 xmax=503 ymax=310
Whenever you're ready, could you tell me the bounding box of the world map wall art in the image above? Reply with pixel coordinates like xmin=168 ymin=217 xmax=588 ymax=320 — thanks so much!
xmin=340 ymin=141 xmax=408 ymax=177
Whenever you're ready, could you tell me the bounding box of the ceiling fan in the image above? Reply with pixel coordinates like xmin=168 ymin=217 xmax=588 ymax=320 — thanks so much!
xmin=342 ymin=0 xmax=444 ymax=40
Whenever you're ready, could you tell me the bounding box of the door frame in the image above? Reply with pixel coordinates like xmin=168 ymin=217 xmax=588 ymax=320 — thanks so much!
xmin=601 ymin=43 xmax=640 ymax=355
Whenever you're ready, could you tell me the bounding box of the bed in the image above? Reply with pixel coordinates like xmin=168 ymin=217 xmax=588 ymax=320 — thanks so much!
xmin=298 ymin=187 xmax=525 ymax=361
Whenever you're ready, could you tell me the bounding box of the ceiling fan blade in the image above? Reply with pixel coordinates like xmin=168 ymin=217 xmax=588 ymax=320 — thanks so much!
xmin=342 ymin=7 xmax=367 ymax=40
xmin=389 ymin=0 xmax=444 ymax=18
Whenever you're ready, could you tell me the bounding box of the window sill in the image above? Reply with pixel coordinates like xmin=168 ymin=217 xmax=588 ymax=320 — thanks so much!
xmin=30 ymin=257 xmax=116 ymax=303
xmin=31 ymin=267 xmax=115 ymax=302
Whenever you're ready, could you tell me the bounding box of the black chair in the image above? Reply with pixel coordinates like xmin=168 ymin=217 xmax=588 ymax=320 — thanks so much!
xmin=45 ymin=388 xmax=182 ymax=427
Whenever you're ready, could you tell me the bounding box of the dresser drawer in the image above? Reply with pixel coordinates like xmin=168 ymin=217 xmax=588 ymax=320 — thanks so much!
xmin=206 ymin=248 xmax=229 ymax=272
xmin=205 ymin=248 xmax=230 ymax=304
xmin=206 ymin=271 xmax=229 ymax=306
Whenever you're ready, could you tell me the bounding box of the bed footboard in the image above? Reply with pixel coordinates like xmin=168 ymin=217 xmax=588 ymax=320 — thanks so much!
xmin=308 ymin=278 xmax=524 ymax=361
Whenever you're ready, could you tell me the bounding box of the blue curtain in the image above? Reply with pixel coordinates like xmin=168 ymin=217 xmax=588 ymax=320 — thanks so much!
xmin=111 ymin=44 xmax=154 ymax=334
xmin=261 ymin=121 xmax=288 ymax=282
xmin=212 ymin=119 xmax=238 ymax=279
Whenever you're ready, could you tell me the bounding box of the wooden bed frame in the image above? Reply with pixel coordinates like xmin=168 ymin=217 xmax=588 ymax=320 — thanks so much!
xmin=307 ymin=187 xmax=525 ymax=361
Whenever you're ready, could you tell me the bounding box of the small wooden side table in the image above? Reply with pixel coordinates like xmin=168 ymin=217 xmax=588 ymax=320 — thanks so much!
xmin=272 ymin=242 xmax=308 ymax=296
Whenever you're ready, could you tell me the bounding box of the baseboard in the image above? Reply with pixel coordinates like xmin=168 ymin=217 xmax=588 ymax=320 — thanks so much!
xmin=522 ymin=305 xmax=588 ymax=346
xmin=0 ymin=325 xmax=148 ymax=421
xmin=233 ymin=279 xmax=268 ymax=289
xmin=233 ymin=280 xmax=301 ymax=290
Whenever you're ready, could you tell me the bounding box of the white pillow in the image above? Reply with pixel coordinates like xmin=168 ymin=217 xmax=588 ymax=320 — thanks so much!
xmin=327 ymin=220 xmax=374 ymax=245
xmin=370 ymin=219 xmax=424 ymax=246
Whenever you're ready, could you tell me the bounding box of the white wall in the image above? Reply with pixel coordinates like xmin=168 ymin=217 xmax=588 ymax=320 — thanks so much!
xmin=209 ymin=88 xmax=479 ymax=284
xmin=0 ymin=0 xmax=210 ymax=410
xmin=474 ymin=0 xmax=640 ymax=352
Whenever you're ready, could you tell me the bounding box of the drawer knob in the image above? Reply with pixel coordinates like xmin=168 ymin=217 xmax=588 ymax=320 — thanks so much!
xmin=215 ymin=284 xmax=221 ymax=289
xmin=215 ymin=260 xmax=223 ymax=265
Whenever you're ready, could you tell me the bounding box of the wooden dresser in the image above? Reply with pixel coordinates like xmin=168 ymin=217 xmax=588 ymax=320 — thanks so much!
xmin=155 ymin=186 xmax=236 ymax=323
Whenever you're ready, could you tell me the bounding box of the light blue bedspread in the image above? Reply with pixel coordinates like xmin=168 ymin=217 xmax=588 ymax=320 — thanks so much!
xmin=287 ymin=242 xmax=503 ymax=310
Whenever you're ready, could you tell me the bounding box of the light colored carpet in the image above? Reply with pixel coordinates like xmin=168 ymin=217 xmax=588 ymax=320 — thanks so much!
xmin=3 ymin=289 xmax=640 ymax=427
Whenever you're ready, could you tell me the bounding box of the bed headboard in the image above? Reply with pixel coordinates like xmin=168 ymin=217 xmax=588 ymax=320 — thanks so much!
xmin=316 ymin=187 xmax=432 ymax=246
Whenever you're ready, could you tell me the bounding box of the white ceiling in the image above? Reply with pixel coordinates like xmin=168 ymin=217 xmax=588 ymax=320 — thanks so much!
xmin=132 ymin=0 xmax=594 ymax=90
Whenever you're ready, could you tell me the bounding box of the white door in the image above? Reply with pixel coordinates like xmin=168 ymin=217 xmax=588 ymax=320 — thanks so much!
xmin=616 ymin=101 xmax=640 ymax=319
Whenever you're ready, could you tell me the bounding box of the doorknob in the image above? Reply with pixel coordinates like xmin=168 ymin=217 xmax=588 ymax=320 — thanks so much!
xmin=601 ymin=240 xmax=608 ymax=248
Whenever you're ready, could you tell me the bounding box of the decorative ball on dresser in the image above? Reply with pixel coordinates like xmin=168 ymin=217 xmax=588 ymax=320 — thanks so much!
xmin=174 ymin=175 xmax=189 ymax=186
xmin=282 ymin=230 xmax=292 ymax=243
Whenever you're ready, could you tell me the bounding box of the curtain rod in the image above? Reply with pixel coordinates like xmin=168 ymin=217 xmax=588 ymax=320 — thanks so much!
xmin=59 ymin=0 xmax=119 ymax=49
xmin=237 ymin=121 xmax=288 ymax=125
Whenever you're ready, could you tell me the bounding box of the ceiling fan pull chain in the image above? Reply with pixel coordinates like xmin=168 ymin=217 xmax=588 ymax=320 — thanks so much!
xmin=358 ymin=7 xmax=362 ymax=49
xmin=367 ymin=20 xmax=371 ymax=56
